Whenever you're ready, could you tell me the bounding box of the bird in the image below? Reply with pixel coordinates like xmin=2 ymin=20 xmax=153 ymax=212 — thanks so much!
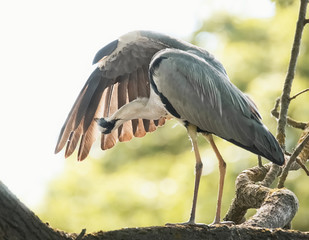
xmin=55 ymin=30 xmax=285 ymax=225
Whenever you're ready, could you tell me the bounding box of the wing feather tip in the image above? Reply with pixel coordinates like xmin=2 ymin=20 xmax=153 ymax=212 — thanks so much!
xmin=54 ymin=145 xmax=62 ymax=154
xmin=134 ymin=131 xmax=147 ymax=138
xmin=101 ymin=143 xmax=115 ymax=150
xmin=119 ymin=133 xmax=133 ymax=142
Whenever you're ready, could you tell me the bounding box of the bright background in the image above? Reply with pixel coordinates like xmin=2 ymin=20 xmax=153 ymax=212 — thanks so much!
xmin=1 ymin=0 xmax=308 ymax=233
xmin=0 ymin=0 xmax=274 ymax=208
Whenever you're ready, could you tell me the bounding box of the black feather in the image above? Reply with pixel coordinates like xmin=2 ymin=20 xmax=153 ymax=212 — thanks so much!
xmin=92 ymin=39 xmax=119 ymax=64
xmin=149 ymin=56 xmax=181 ymax=118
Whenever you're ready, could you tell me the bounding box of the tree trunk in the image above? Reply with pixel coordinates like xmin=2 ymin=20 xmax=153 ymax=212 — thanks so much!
xmin=1 ymin=181 xmax=308 ymax=240
xmin=0 ymin=181 xmax=69 ymax=240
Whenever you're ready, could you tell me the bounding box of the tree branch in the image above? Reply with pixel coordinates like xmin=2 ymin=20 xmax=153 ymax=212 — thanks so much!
xmin=276 ymin=0 xmax=308 ymax=148
xmin=240 ymin=189 xmax=298 ymax=229
xmin=260 ymin=163 xmax=282 ymax=187
xmin=82 ymin=225 xmax=309 ymax=240
xmin=0 ymin=181 xmax=71 ymax=240
xmin=0 ymin=180 xmax=306 ymax=239
xmin=271 ymin=98 xmax=307 ymax=130
xmin=295 ymin=157 xmax=309 ymax=175
xmin=289 ymin=88 xmax=309 ymax=100
xmin=224 ymin=165 xmax=271 ymax=224
xmin=223 ymin=163 xmax=298 ymax=228
xmin=278 ymin=132 xmax=309 ymax=188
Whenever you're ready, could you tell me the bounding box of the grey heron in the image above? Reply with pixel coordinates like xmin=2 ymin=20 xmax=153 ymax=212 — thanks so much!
xmin=55 ymin=30 xmax=284 ymax=225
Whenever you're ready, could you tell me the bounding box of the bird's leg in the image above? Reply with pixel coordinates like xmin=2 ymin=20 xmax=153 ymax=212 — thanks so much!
xmin=203 ymin=133 xmax=228 ymax=225
xmin=186 ymin=125 xmax=203 ymax=224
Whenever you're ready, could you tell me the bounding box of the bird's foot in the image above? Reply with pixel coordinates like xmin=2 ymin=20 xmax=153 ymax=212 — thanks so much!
xmin=209 ymin=220 xmax=234 ymax=226
xmin=165 ymin=221 xmax=207 ymax=227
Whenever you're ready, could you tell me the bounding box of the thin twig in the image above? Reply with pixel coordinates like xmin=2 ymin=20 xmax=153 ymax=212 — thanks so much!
xmin=271 ymin=98 xmax=281 ymax=116
xmin=296 ymin=157 xmax=309 ymax=176
xmin=276 ymin=0 xmax=309 ymax=149
xmin=271 ymin=98 xmax=307 ymax=130
xmin=289 ymin=88 xmax=309 ymax=100
xmin=278 ymin=133 xmax=309 ymax=188
xmin=258 ymin=155 xmax=263 ymax=168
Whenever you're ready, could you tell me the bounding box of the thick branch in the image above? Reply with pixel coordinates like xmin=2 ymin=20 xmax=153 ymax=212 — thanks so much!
xmin=241 ymin=189 xmax=298 ymax=228
xmin=0 ymin=181 xmax=307 ymax=239
xmin=0 ymin=181 xmax=73 ymax=239
xmin=260 ymin=163 xmax=281 ymax=187
xmin=276 ymin=0 xmax=308 ymax=148
xmin=224 ymin=165 xmax=271 ymax=223
xmin=82 ymin=225 xmax=309 ymax=240
xmin=224 ymin=164 xmax=298 ymax=228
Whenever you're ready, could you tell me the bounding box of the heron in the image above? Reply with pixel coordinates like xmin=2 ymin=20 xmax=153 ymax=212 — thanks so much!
xmin=55 ymin=30 xmax=284 ymax=225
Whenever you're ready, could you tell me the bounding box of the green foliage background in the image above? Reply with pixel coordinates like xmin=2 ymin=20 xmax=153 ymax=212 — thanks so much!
xmin=37 ymin=0 xmax=309 ymax=233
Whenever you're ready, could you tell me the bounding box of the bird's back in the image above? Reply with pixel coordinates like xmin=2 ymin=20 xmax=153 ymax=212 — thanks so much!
xmin=149 ymin=49 xmax=284 ymax=166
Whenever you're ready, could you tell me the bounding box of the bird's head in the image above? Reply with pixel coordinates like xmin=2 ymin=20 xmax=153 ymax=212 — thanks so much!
xmin=94 ymin=118 xmax=116 ymax=134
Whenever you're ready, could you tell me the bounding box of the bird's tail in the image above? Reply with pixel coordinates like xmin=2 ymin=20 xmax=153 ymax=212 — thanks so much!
xmin=228 ymin=122 xmax=285 ymax=166
xmin=255 ymin=124 xmax=284 ymax=165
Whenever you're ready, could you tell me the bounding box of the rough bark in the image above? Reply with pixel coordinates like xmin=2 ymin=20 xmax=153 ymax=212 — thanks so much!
xmin=241 ymin=189 xmax=298 ymax=228
xmin=82 ymin=225 xmax=309 ymax=240
xmin=223 ymin=164 xmax=299 ymax=227
xmin=0 ymin=181 xmax=70 ymax=240
xmin=0 ymin=180 xmax=308 ymax=240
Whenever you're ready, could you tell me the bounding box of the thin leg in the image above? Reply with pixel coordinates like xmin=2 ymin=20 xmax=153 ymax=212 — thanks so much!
xmin=203 ymin=133 xmax=226 ymax=224
xmin=258 ymin=155 xmax=263 ymax=168
xmin=186 ymin=125 xmax=203 ymax=224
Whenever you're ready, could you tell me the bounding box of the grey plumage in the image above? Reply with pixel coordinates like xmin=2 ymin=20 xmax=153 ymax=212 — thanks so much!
xmin=55 ymin=30 xmax=284 ymax=224
xmin=149 ymin=49 xmax=283 ymax=165
xmin=55 ymin=30 xmax=283 ymax=164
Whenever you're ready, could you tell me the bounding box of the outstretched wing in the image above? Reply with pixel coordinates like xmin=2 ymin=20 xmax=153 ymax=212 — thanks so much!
xmin=55 ymin=30 xmax=210 ymax=161
xmin=150 ymin=49 xmax=284 ymax=165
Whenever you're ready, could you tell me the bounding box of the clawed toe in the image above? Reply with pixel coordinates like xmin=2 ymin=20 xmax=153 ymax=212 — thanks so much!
xmin=210 ymin=220 xmax=234 ymax=226
xmin=165 ymin=221 xmax=207 ymax=226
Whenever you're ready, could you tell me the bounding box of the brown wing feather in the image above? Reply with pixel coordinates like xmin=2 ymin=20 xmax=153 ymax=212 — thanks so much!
xmin=55 ymin=85 xmax=88 ymax=154
xmin=77 ymin=86 xmax=106 ymax=160
xmin=136 ymin=67 xmax=151 ymax=134
xmin=117 ymin=75 xmax=129 ymax=139
xmin=101 ymin=84 xmax=119 ymax=150
xmin=127 ymin=72 xmax=139 ymax=135
xmin=137 ymin=67 xmax=149 ymax=98
xmin=57 ymin=66 xmax=167 ymax=159
xmin=148 ymin=120 xmax=157 ymax=132
xmin=134 ymin=119 xmax=147 ymax=137
xmin=117 ymin=75 xmax=134 ymax=142
xmin=55 ymin=32 xmax=172 ymax=160
xmin=65 ymin=128 xmax=81 ymax=158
